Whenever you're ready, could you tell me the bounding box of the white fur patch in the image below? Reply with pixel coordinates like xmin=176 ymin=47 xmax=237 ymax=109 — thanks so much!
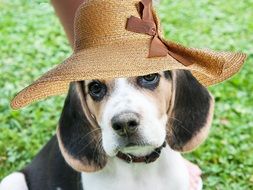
xmin=198 ymin=179 xmax=203 ymax=190
xmin=81 ymin=146 xmax=189 ymax=190
xmin=0 ymin=172 xmax=28 ymax=190
xmin=99 ymin=79 xmax=167 ymax=157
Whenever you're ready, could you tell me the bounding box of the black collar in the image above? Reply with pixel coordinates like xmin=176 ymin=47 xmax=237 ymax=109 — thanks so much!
xmin=116 ymin=142 xmax=166 ymax=164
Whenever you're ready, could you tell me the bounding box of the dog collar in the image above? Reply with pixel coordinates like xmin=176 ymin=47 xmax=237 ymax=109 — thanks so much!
xmin=116 ymin=142 xmax=166 ymax=164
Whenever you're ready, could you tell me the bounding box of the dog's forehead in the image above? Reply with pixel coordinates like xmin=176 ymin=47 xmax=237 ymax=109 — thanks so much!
xmin=85 ymin=79 xmax=114 ymax=84
xmin=85 ymin=71 xmax=169 ymax=87
xmin=85 ymin=79 xmax=115 ymax=90
xmin=85 ymin=78 xmax=130 ymax=94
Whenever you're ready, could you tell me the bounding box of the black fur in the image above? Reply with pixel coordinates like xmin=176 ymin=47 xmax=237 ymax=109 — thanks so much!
xmin=58 ymin=82 xmax=107 ymax=169
xmin=21 ymin=136 xmax=83 ymax=190
xmin=164 ymin=71 xmax=172 ymax=80
xmin=167 ymin=70 xmax=212 ymax=151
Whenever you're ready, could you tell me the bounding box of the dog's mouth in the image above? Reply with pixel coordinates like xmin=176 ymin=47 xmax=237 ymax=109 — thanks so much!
xmin=116 ymin=141 xmax=166 ymax=164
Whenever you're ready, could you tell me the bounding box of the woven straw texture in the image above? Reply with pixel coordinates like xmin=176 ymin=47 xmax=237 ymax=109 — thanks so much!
xmin=11 ymin=0 xmax=247 ymax=109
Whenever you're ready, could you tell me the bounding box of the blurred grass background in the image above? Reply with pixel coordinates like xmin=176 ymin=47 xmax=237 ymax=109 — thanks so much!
xmin=0 ymin=0 xmax=252 ymax=189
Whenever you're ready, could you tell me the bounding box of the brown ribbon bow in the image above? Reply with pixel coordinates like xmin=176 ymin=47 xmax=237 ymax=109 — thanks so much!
xmin=126 ymin=0 xmax=193 ymax=66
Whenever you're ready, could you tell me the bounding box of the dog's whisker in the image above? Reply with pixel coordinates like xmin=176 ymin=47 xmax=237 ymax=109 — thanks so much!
xmin=92 ymin=137 xmax=101 ymax=157
xmin=167 ymin=117 xmax=192 ymax=135
xmin=68 ymin=128 xmax=101 ymax=149
xmin=168 ymin=117 xmax=183 ymax=124
xmin=75 ymin=137 xmax=97 ymax=155
xmin=165 ymin=127 xmax=181 ymax=145
xmin=92 ymin=136 xmax=103 ymax=164
xmin=78 ymin=128 xmax=101 ymax=142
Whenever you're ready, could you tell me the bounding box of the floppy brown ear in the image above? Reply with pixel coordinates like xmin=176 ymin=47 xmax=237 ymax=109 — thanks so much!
xmin=57 ymin=82 xmax=107 ymax=172
xmin=167 ymin=70 xmax=214 ymax=152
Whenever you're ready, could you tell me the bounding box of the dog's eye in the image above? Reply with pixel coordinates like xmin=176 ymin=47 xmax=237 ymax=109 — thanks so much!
xmin=143 ymin=74 xmax=158 ymax=82
xmin=137 ymin=73 xmax=160 ymax=90
xmin=88 ymin=81 xmax=107 ymax=101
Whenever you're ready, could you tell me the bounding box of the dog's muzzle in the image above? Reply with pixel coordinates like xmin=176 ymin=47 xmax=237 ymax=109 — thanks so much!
xmin=116 ymin=142 xmax=166 ymax=164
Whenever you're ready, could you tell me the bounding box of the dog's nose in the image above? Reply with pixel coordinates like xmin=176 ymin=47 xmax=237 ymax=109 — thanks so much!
xmin=111 ymin=112 xmax=140 ymax=137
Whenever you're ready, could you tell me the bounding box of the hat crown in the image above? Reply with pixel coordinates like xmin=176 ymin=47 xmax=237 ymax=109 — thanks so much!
xmin=74 ymin=0 xmax=149 ymax=51
xmin=11 ymin=0 xmax=247 ymax=110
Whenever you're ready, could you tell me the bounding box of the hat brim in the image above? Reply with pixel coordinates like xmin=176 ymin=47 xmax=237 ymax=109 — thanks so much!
xmin=11 ymin=39 xmax=247 ymax=109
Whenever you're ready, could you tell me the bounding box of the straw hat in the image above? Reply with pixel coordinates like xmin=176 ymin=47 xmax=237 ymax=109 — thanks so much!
xmin=11 ymin=0 xmax=247 ymax=109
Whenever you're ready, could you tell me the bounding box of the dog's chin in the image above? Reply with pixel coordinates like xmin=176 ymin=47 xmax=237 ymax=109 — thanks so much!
xmin=113 ymin=141 xmax=167 ymax=164
xmin=116 ymin=138 xmax=166 ymax=157
xmin=119 ymin=145 xmax=156 ymax=157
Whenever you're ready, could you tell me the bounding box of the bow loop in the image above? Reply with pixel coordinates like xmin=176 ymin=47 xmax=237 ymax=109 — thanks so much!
xmin=126 ymin=0 xmax=195 ymax=66
xmin=127 ymin=16 xmax=156 ymax=36
xmin=140 ymin=0 xmax=154 ymax=22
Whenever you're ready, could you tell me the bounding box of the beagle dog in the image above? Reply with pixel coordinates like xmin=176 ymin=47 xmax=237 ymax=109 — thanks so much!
xmin=0 ymin=70 xmax=214 ymax=190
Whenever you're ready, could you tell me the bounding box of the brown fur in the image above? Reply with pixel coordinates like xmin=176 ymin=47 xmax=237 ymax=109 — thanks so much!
xmin=85 ymin=79 xmax=115 ymax=123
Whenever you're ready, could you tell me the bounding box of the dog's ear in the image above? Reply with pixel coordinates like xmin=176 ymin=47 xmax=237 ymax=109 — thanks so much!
xmin=167 ymin=70 xmax=214 ymax=152
xmin=57 ymin=82 xmax=107 ymax=172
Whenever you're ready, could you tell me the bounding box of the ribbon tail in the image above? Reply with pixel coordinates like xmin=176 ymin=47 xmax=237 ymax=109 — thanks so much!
xmin=141 ymin=0 xmax=154 ymax=22
xmin=149 ymin=35 xmax=168 ymax=58
xmin=126 ymin=16 xmax=146 ymax=34
xmin=167 ymin=50 xmax=194 ymax=67
xmin=164 ymin=40 xmax=225 ymax=75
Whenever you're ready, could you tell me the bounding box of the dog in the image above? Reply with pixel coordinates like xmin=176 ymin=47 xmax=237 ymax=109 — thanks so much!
xmin=0 ymin=70 xmax=214 ymax=190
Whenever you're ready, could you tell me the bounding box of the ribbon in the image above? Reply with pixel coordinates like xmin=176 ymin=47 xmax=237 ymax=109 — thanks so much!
xmin=126 ymin=0 xmax=193 ymax=66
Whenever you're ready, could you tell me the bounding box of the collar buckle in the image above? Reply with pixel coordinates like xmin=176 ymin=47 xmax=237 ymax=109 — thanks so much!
xmin=125 ymin=153 xmax=133 ymax=163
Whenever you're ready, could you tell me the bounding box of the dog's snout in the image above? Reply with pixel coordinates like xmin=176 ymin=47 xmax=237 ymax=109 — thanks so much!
xmin=111 ymin=112 xmax=140 ymax=137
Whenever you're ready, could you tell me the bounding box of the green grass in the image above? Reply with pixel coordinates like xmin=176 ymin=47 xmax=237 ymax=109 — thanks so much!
xmin=0 ymin=0 xmax=252 ymax=189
